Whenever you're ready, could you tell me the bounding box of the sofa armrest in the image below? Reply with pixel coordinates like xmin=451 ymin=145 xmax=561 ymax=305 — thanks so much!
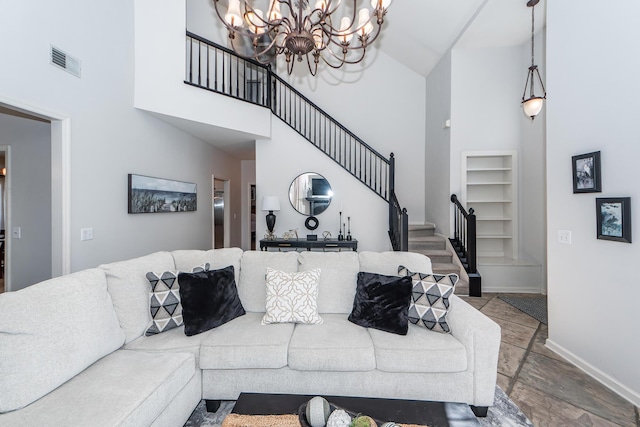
xmin=447 ymin=295 xmax=501 ymax=407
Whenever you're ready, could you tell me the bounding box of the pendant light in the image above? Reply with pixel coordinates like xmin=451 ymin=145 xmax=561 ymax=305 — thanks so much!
xmin=522 ymin=0 xmax=546 ymax=119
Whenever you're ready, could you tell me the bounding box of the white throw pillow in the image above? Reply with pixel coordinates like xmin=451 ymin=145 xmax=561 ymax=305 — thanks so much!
xmin=262 ymin=268 xmax=323 ymax=325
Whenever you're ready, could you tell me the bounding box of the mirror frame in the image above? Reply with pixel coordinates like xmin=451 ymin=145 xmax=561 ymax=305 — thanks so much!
xmin=288 ymin=172 xmax=332 ymax=216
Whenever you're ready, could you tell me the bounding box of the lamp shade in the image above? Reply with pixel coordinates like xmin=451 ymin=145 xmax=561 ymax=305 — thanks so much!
xmin=262 ymin=196 xmax=280 ymax=212
xmin=523 ymin=97 xmax=544 ymax=118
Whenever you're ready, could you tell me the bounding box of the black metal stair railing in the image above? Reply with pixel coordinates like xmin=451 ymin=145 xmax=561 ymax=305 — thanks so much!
xmin=450 ymin=194 xmax=481 ymax=296
xmin=185 ymin=31 xmax=408 ymax=250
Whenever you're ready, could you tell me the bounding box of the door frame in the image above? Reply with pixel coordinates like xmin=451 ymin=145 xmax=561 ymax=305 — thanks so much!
xmin=211 ymin=176 xmax=231 ymax=248
xmin=0 ymin=95 xmax=71 ymax=289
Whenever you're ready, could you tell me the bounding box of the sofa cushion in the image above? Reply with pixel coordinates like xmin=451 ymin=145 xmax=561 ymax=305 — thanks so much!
xmin=288 ymin=314 xmax=376 ymax=371
xmin=0 ymin=350 xmax=196 ymax=426
xmin=399 ymin=266 xmax=458 ymax=334
xmin=368 ymin=326 xmax=467 ymax=373
xmin=358 ymin=251 xmax=433 ymax=276
xmin=125 ymin=325 xmax=211 ymax=366
xmin=171 ymin=248 xmax=243 ymax=284
xmin=238 ymin=251 xmax=300 ymax=312
xmin=262 ymin=268 xmax=322 ymax=325
xmin=100 ymin=251 xmax=176 ymax=343
xmin=0 ymin=269 xmax=125 ymax=413
xmin=179 ymin=266 xmax=246 ymax=336
xmin=298 ymin=251 xmax=360 ymax=313
xmin=199 ymin=312 xmax=294 ymax=369
xmin=348 ymin=272 xmax=413 ymax=335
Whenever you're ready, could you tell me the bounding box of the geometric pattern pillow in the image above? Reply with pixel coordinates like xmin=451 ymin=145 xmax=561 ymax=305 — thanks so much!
xmin=261 ymin=268 xmax=323 ymax=325
xmin=145 ymin=263 xmax=209 ymax=336
xmin=398 ymin=265 xmax=458 ymax=334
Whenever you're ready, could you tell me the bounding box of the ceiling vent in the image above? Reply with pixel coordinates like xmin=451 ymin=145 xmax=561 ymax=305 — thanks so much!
xmin=50 ymin=45 xmax=81 ymax=78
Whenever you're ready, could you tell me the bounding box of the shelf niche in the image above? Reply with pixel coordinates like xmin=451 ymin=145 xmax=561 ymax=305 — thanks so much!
xmin=462 ymin=151 xmax=518 ymax=260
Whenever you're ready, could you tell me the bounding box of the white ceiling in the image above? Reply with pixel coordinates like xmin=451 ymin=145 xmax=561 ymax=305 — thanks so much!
xmin=160 ymin=0 xmax=547 ymax=159
xmin=378 ymin=0 xmax=546 ymax=77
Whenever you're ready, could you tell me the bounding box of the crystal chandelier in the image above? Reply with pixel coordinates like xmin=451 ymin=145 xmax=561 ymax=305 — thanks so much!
xmin=521 ymin=0 xmax=546 ymax=119
xmin=213 ymin=0 xmax=392 ymax=75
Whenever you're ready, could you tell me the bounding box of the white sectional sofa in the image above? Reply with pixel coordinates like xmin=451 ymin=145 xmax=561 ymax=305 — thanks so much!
xmin=0 ymin=248 xmax=501 ymax=426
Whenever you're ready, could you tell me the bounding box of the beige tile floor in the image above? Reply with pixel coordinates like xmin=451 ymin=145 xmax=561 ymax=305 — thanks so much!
xmin=460 ymin=294 xmax=640 ymax=427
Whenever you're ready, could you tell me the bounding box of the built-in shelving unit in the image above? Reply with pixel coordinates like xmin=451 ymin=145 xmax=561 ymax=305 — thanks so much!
xmin=462 ymin=151 xmax=518 ymax=259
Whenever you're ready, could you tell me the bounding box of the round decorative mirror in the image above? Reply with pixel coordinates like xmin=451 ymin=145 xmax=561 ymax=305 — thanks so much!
xmin=288 ymin=173 xmax=332 ymax=216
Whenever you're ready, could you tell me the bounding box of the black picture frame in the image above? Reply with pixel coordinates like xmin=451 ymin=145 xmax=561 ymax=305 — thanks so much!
xmin=596 ymin=197 xmax=631 ymax=243
xmin=572 ymin=151 xmax=601 ymax=193
xmin=128 ymin=174 xmax=197 ymax=214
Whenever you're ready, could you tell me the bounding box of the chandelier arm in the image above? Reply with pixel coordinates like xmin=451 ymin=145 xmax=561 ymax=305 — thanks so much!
xmin=321 ymin=44 xmax=368 ymax=67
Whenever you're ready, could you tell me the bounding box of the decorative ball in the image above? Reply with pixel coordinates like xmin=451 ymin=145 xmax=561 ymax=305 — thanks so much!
xmin=306 ymin=396 xmax=331 ymax=427
xmin=380 ymin=423 xmax=401 ymax=427
xmin=351 ymin=415 xmax=377 ymax=427
xmin=326 ymin=409 xmax=352 ymax=427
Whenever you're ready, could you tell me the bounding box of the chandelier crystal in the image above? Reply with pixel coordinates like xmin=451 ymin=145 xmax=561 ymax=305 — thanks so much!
xmin=521 ymin=0 xmax=546 ymax=119
xmin=213 ymin=0 xmax=392 ymax=75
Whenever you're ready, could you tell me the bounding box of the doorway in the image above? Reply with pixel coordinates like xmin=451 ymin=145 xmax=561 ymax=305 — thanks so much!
xmin=0 ymin=97 xmax=71 ymax=291
xmin=213 ymin=178 xmax=230 ymax=249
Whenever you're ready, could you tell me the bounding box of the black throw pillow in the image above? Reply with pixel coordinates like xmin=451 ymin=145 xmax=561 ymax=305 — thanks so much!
xmin=178 ymin=265 xmax=246 ymax=336
xmin=348 ymin=272 xmax=413 ymax=335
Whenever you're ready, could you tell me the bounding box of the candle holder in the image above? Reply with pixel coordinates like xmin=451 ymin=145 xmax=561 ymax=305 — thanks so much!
xmin=338 ymin=211 xmax=344 ymax=241
xmin=346 ymin=217 xmax=352 ymax=241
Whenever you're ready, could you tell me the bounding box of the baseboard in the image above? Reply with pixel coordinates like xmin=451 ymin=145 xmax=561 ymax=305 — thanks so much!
xmin=482 ymin=286 xmax=542 ymax=293
xmin=545 ymin=339 xmax=640 ymax=407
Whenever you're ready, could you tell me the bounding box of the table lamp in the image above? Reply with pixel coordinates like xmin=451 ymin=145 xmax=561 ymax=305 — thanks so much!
xmin=262 ymin=196 xmax=280 ymax=239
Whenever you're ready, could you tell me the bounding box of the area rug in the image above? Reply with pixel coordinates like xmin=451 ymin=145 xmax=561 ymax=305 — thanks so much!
xmin=184 ymin=386 xmax=534 ymax=427
xmin=221 ymin=414 xmax=427 ymax=427
xmin=498 ymin=295 xmax=547 ymax=325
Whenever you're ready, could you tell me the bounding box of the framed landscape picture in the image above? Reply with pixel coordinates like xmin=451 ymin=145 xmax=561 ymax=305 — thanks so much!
xmin=128 ymin=174 xmax=197 ymax=214
xmin=596 ymin=197 xmax=631 ymax=243
xmin=572 ymin=151 xmax=601 ymax=193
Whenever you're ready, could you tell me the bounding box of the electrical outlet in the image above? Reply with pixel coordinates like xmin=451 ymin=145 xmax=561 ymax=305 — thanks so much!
xmin=80 ymin=228 xmax=93 ymax=241
xmin=558 ymin=230 xmax=572 ymax=245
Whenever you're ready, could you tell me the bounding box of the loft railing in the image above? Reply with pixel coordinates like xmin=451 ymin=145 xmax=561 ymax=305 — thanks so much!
xmin=450 ymin=194 xmax=481 ymax=296
xmin=185 ymin=31 xmax=408 ymax=250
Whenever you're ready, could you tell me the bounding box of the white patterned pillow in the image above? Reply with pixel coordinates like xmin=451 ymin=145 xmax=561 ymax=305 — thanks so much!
xmin=145 ymin=263 xmax=209 ymax=336
xmin=262 ymin=268 xmax=323 ymax=325
xmin=398 ymin=265 xmax=458 ymax=334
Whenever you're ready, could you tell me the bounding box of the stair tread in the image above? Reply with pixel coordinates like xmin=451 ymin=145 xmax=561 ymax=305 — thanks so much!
xmin=408 ymin=235 xmax=447 ymax=242
xmin=416 ymin=249 xmax=451 ymax=256
xmin=408 ymin=224 xmax=435 ymax=231
xmin=432 ymin=262 xmax=460 ymax=269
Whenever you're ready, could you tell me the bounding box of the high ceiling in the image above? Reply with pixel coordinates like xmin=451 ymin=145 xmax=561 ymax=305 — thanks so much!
xmin=378 ymin=0 xmax=546 ymax=77
xmin=159 ymin=0 xmax=547 ymax=159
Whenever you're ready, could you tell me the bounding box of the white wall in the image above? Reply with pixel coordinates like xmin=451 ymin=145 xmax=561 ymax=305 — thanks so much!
xmin=425 ymin=51 xmax=453 ymax=235
xmin=280 ymin=52 xmax=427 ymax=226
xmin=546 ymin=0 xmax=640 ymax=405
xmin=0 ymin=114 xmax=52 ymax=291
xmin=135 ymin=0 xmax=271 ymax=140
xmin=256 ymin=119 xmax=390 ymax=251
xmin=0 ymin=0 xmax=244 ymax=272
xmin=519 ymin=31 xmax=546 ymax=277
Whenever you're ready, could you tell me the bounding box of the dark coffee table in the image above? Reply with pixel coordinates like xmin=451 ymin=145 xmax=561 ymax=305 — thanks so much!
xmin=231 ymin=393 xmax=480 ymax=427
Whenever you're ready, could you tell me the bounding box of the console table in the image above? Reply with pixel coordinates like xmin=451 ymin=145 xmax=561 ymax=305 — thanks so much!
xmin=259 ymin=238 xmax=357 ymax=252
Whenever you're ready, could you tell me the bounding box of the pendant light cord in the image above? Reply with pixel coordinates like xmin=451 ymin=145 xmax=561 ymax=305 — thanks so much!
xmin=530 ymin=4 xmax=535 ymax=67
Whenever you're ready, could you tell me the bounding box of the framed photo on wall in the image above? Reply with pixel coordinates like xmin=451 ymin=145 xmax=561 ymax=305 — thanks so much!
xmin=572 ymin=151 xmax=601 ymax=193
xmin=596 ymin=197 xmax=631 ymax=243
xmin=128 ymin=174 xmax=197 ymax=214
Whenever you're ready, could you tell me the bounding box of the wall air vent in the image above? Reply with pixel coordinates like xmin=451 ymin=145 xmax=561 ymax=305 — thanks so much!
xmin=50 ymin=45 xmax=81 ymax=78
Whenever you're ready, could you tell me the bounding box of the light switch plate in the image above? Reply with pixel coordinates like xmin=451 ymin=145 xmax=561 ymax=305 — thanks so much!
xmin=558 ymin=230 xmax=572 ymax=245
xmin=80 ymin=228 xmax=93 ymax=241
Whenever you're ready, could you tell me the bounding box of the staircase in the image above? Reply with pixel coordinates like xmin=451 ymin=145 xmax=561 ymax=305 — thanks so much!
xmin=408 ymin=224 xmax=470 ymax=295
xmin=185 ymin=32 xmax=409 ymax=251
